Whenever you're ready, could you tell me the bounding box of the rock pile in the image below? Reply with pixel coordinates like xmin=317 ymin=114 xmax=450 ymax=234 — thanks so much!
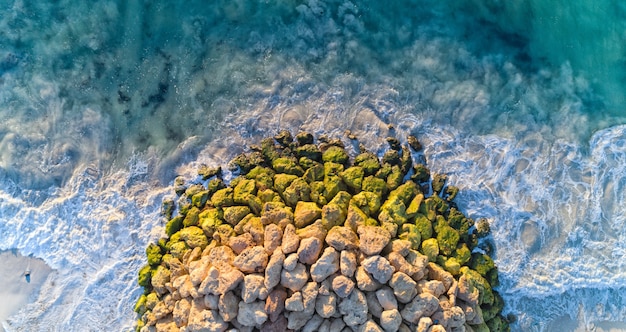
xmin=134 ymin=131 xmax=509 ymax=332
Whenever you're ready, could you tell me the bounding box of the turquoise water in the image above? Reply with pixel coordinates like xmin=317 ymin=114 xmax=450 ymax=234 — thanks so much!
xmin=1 ymin=0 xmax=625 ymax=331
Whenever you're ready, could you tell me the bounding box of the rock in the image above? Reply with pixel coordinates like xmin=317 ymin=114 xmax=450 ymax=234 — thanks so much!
xmin=178 ymin=274 xmax=199 ymax=299
xmin=283 ymin=253 xmax=298 ymax=271
xmin=315 ymin=293 xmax=337 ymax=318
xmin=330 ymin=318 xmax=346 ymax=332
xmin=400 ymin=293 xmax=440 ymax=324
xmin=204 ymin=294 xmax=219 ymax=310
xmin=285 ymin=292 xmax=305 ymax=311
xmin=218 ymin=266 xmax=245 ymax=294
xmin=297 ymin=220 xmax=328 ymax=241
xmin=265 ymin=288 xmax=287 ymax=322
xmin=405 ymin=250 xmax=428 ymax=280
xmin=340 ymin=250 xmax=358 ymax=277
xmin=365 ymin=291 xmax=383 ymax=318
xmin=301 ymin=282 xmax=319 ymax=313
xmin=427 ymin=325 xmax=446 ymax=332
xmin=318 ymin=319 xmax=332 ymax=332
xmin=188 ymin=308 xmax=228 ymax=332
xmin=361 ymin=255 xmax=395 ymax=284
xmin=379 ymin=309 xmax=402 ymax=332
xmin=206 ymin=246 xmax=236 ymax=270
xmin=416 ymin=317 xmax=432 ymax=332
xmin=281 ymin=224 xmax=300 ymax=254
xmin=238 ymin=301 xmax=268 ymax=327
xmin=445 ymin=306 xmax=466 ymax=329
xmin=384 ymin=239 xmax=411 ymax=256
xmin=375 ymin=286 xmax=398 ymax=310
xmin=311 ymin=247 xmax=340 ymax=282
xmin=173 ymin=298 xmax=191 ymax=327
xmin=264 ymin=224 xmax=283 ymax=254
xmin=326 ymin=226 xmax=360 ymax=251
xmin=198 ymin=266 xmax=220 ymax=295
xmin=388 ymin=272 xmax=417 ymax=303
xmin=297 ymin=237 xmax=323 ymax=265
xmin=338 ymin=288 xmax=368 ymax=327
xmin=233 ymin=246 xmax=269 ymax=273
xmin=387 ymin=251 xmax=418 ymax=276
xmin=281 ymin=262 xmax=309 ymax=291
xmin=358 ymin=225 xmax=391 ymax=256
xmin=302 ymin=314 xmax=325 ymax=332
xmin=359 ymin=320 xmax=384 ymax=332
xmin=332 ymin=275 xmax=356 ymax=298
xmin=151 ymin=265 xmax=171 ymax=296
xmin=355 ymin=266 xmax=382 ymax=292
xmin=417 ymin=280 xmax=446 ymax=298
xmin=260 ymin=315 xmax=289 ymax=332
xmin=294 ymin=201 xmax=322 ymax=228
xmin=427 ymin=262 xmax=454 ymax=291
xmin=265 ymin=249 xmax=285 ymax=290
xmin=189 ymin=257 xmax=210 ymax=286
xmin=242 ymin=274 xmax=268 ymax=303
xmin=218 ymin=291 xmax=239 ymax=322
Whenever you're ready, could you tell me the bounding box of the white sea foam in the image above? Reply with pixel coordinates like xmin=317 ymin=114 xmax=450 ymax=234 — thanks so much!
xmin=1 ymin=1 xmax=626 ymax=331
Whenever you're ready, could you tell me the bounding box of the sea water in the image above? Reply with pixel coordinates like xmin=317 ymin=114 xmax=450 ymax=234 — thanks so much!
xmin=0 ymin=0 xmax=625 ymax=331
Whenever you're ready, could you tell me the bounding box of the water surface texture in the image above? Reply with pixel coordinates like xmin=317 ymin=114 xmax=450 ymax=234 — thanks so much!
xmin=1 ymin=1 xmax=625 ymax=331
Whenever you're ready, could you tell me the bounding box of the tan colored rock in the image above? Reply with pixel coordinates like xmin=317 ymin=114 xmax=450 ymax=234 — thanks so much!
xmin=427 ymin=262 xmax=454 ymax=291
xmin=416 ymin=317 xmax=433 ymax=332
xmin=234 ymin=246 xmax=269 ymax=273
xmin=388 ymin=272 xmax=417 ymax=303
xmin=359 ymin=320 xmax=384 ymax=332
xmin=405 ymin=250 xmax=428 ymax=280
xmin=265 ymin=288 xmax=287 ymax=322
xmin=281 ymin=262 xmax=308 ymax=291
xmin=283 ymin=252 xmax=298 ymax=271
xmin=173 ymin=298 xmax=191 ymax=327
xmin=358 ymin=225 xmax=391 ymax=256
xmin=326 ymin=226 xmax=359 ymax=251
xmin=188 ymin=257 xmax=210 ymax=286
xmin=188 ymin=308 xmax=228 ymax=332
xmin=264 ymin=224 xmax=283 ymax=254
xmin=301 ymin=281 xmax=319 ymax=314
xmin=297 ymin=237 xmax=323 ymax=265
xmin=204 ymin=294 xmax=219 ymax=310
xmin=155 ymin=317 xmax=178 ymax=332
xmin=206 ymin=246 xmax=236 ymax=270
xmin=387 ymin=251 xmax=418 ymax=276
xmin=228 ymin=233 xmax=255 ymax=255
xmin=281 ymin=224 xmax=300 ymax=254
xmin=417 ymin=280 xmax=446 ymax=298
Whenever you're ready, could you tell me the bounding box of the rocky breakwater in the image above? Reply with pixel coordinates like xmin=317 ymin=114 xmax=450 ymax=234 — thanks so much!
xmin=134 ymin=131 xmax=509 ymax=332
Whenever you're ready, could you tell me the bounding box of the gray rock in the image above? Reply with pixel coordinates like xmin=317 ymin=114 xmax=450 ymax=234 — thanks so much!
xmin=218 ymin=291 xmax=239 ymax=322
xmin=237 ymin=300 xmax=268 ymax=327
xmin=375 ymin=286 xmax=398 ymax=310
xmin=379 ymin=309 xmax=402 ymax=332
xmin=355 ymin=266 xmax=382 ymax=292
xmin=332 ymin=275 xmax=355 ymax=298
xmin=340 ymin=250 xmax=358 ymax=277
xmin=283 ymin=253 xmax=299 ymax=271
xmin=265 ymin=288 xmax=287 ymax=322
xmin=338 ymin=288 xmax=368 ymax=327
xmin=316 ymin=293 xmax=337 ymax=318
xmin=242 ymin=274 xmax=268 ymax=303
xmin=417 ymin=280 xmax=446 ymax=298
xmin=204 ymin=294 xmax=219 ymax=310
xmin=265 ymin=249 xmax=285 ymax=290
xmin=187 ymin=308 xmax=228 ymax=332
xmin=301 ymin=282 xmax=319 ymax=314
xmin=365 ymin=291 xmax=383 ymax=318
xmin=358 ymin=225 xmax=391 ymax=256
xmin=361 ymin=255 xmax=395 ymax=284
xmin=281 ymin=262 xmax=309 ymax=291
xmin=302 ymin=314 xmax=325 ymax=332
xmin=330 ymin=318 xmax=346 ymax=332
xmin=285 ymin=292 xmax=305 ymax=312
xmin=400 ymin=293 xmax=440 ymax=324
xmin=298 ymin=237 xmax=323 ymax=265
xmin=311 ymin=247 xmax=340 ymax=282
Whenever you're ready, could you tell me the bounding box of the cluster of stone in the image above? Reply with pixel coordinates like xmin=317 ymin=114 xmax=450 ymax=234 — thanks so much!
xmin=134 ymin=131 xmax=509 ymax=332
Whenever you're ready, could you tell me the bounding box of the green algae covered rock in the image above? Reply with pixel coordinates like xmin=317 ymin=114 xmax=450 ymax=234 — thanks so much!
xmin=134 ymin=131 xmax=507 ymax=332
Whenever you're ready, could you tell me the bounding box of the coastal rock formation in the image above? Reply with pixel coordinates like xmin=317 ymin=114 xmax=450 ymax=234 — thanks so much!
xmin=134 ymin=131 xmax=509 ymax=332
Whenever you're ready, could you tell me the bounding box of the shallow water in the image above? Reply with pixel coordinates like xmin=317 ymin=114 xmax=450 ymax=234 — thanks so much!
xmin=1 ymin=0 xmax=626 ymax=331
